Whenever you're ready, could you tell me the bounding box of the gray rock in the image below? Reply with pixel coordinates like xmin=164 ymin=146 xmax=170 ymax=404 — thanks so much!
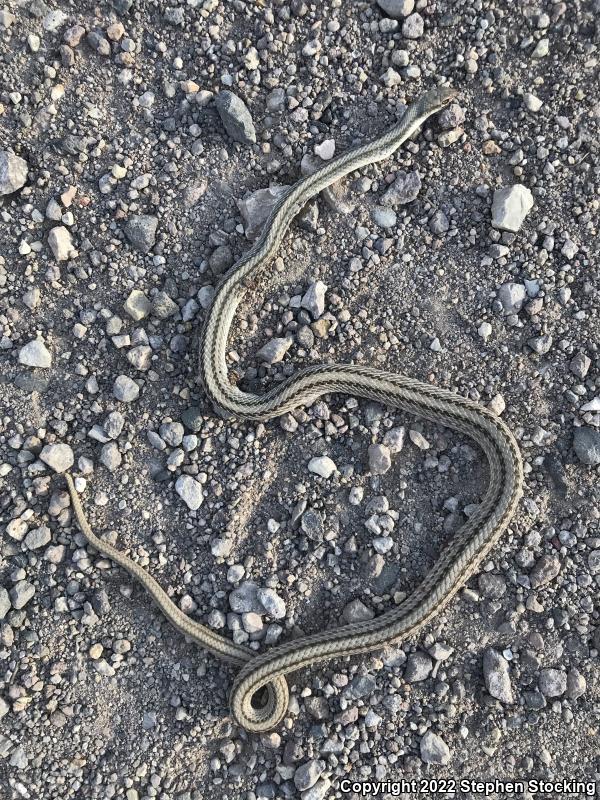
xmin=381 ymin=170 xmax=421 ymax=206
xmin=539 ymin=668 xmax=567 ymax=697
xmin=483 ymin=648 xmax=514 ymax=704
xmin=152 ymin=291 xmax=178 ymax=319
xmin=371 ymin=206 xmax=397 ymax=228
xmin=294 ymin=760 xmax=323 ymax=792
xmin=491 ymin=185 xmax=534 ymax=232
xmin=256 ymin=337 xmax=292 ymax=364
xmin=19 ymin=339 xmax=52 ymax=368
xmin=104 ymin=411 xmax=125 ymax=439
xmin=209 ymin=245 xmax=234 ymax=276
xmin=48 ymin=226 xmax=74 ymax=261
xmin=308 ymin=456 xmax=336 ymax=478
xmin=569 ymin=353 xmax=591 ymax=379
xmin=181 ymin=406 xmax=203 ymax=433
xmin=404 ymin=651 xmax=433 ymax=683
xmin=301 ymin=281 xmax=326 ymax=319
xmin=10 ymin=581 xmax=35 ymax=610
xmin=0 ymin=150 xmax=28 ymax=195
xmin=528 ymin=334 xmax=553 ymax=355
xmin=0 ymin=697 xmax=8 ymax=719
xmin=24 ymin=525 xmax=51 ymax=550
xmin=159 ymin=422 xmax=184 ymax=446
xmin=301 ymin=779 xmax=331 ymax=800
xmin=124 ymin=289 xmax=151 ymax=321
xmin=402 ymin=12 xmax=424 ymax=37
xmin=566 ymin=668 xmax=586 ymax=700
xmin=342 ymin=599 xmax=374 ymax=624
xmin=429 ymin=209 xmax=450 ymax=234
xmin=530 ymin=554 xmax=561 ymax=588
xmin=238 ymin=185 xmax=289 ymax=240
xmin=368 ymin=443 xmax=391 ymax=475
xmin=40 ymin=443 xmax=74 ymax=473
xmin=124 ymin=215 xmax=158 ymax=253
xmin=113 ymin=375 xmax=140 ymax=402
xmin=0 ymin=588 xmax=11 ymax=619
xmin=215 ymin=90 xmax=256 ymax=145
xmin=377 ymin=0 xmax=414 ymax=18
xmin=439 ymin=103 xmax=466 ymax=130
xmin=230 ymin=582 xmax=263 ymax=614
xmin=383 ymin=426 xmax=405 ymax=453
xmin=257 ymin=588 xmax=286 ymax=619
xmin=100 ymin=442 xmax=122 ymax=471
xmin=301 ymin=508 xmax=324 ymax=539
xmin=573 ymin=427 xmax=600 ymax=466
xmin=498 ymin=282 xmax=527 ymax=314
xmin=175 ymin=475 xmax=204 ymax=510
xmin=127 ymin=345 xmax=152 ymax=371
xmin=420 ymin=731 xmax=451 ymax=765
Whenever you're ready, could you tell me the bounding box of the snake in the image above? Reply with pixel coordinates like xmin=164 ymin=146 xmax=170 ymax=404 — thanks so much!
xmin=65 ymin=86 xmax=523 ymax=733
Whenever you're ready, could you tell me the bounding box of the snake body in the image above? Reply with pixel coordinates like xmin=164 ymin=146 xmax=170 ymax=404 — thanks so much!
xmin=66 ymin=87 xmax=523 ymax=733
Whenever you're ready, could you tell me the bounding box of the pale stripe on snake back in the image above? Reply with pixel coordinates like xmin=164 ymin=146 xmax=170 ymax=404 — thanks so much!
xmin=66 ymin=86 xmax=523 ymax=734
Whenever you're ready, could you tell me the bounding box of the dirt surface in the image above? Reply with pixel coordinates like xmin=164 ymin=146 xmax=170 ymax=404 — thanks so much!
xmin=0 ymin=1 xmax=599 ymax=799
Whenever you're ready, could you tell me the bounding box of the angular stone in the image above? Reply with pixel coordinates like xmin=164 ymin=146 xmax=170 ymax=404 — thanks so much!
xmin=530 ymin=554 xmax=561 ymax=588
xmin=368 ymin=443 xmax=391 ymax=475
xmin=175 ymin=475 xmax=203 ymax=510
xmin=420 ymin=731 xmax=450 ymax=764
xmin=308 ymin=456 xmax=336 ymax=478
xmin=498 ymin=282 xmax=527 ymax=314
xmin=483 ymin=648 xmax=514 ymax=704
xmin=10 ymin=581 xmax=35 ymax=610
xmin=0 ymin=588 xmax=11 ymax=619
xmin=376 ymin=0 xmax=414 ymax=19
xmin=48 ymin=226 xmax=74 ymax=261
xmin=404 ymin=651 xmax=433 ymax=683
xmin=491 ymin=185 xmax=534 ymax=232
xmin=0 ymin=151 xmax=28 ymax=195
xmin=402 ymin=11 xmax=424 ymax=37
xmin=256 ymin=337 xmax=292 ymax=364
xmin=24 ymin=525 xmax=51 ymax=550
xmin=294 ymin=760 xmax=323 ymax=792
xmin=124 ymin=214 xmax=158 ymax=253
xmin=257 ymin=588 xmax=286 ymax=619
xmin=539 ymin=668 xmax=567 ymax=698
xmin=113 ymin=374 xmax=140 ymax=402
xmin=381 ymin=170 xmax=421 ymax=206
xmin=215 ymin=90 xmax=256 ymax=145
xmin=573 ymin=427 xmax=600 ymax=466
xmin=40 ymin=443 xmax=74 ymax=473
xmin=301 ymin=281 xmax=326 ymax=319
xmin=19 ymin=338 xmax=52 ymax=368
xmin=238 ymin=185 xmax=289 ymax=241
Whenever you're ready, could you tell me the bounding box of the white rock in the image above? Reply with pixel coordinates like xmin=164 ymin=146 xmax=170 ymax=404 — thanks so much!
xmin=48 ymin=226 xmax=74 ymax=261
xmin=308 ymin=456 xmax=337 ymax=478
xmin=40 ymin=443 xmax=74 ymax=473
xmin=19 ymin=338 xmax=52 ymax=368
xmin=314 ymin=139 xmax=335 ymax=160
xmin=175 ymin=475 xmax=204 ymax=510
xmin=43 ymin=9 xmax=67 ymax=31
xmin=523 ymin=92 xmax=543 ymax=112
xmin=420 ymin=731 xmax=451 ymax=764
xmin=0 ymin=150 xmax=28 ymax=195
xmin=491 ymin=185 xmax=534 ymax=232
xmin=124 ymin=289 xmax=151 ymax=321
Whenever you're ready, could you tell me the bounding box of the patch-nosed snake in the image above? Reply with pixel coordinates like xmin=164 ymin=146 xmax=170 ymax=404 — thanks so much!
xmin=66 ymin=86 xmax=523 ymax=732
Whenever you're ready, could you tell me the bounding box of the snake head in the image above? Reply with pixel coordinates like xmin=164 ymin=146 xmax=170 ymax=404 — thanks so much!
xmin=416 ymin=86 xmax=458 ymax=117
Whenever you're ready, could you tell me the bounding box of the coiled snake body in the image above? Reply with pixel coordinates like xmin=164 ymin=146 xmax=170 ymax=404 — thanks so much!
xmin=66 ymin=87 xmax=523 ymax=732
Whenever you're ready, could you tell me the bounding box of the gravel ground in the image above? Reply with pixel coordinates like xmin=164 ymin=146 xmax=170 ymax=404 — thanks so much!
xmin=1 ymin=1 xmax=599 ymax=799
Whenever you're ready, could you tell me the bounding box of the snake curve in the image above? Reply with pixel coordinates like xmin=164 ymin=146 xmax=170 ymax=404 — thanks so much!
xmin=66 ymin=86 xmax=523 ymax=733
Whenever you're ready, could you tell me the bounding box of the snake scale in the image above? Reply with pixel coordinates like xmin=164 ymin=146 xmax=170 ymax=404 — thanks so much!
xmin=66 ymin=86 xmax=523 ymax=732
